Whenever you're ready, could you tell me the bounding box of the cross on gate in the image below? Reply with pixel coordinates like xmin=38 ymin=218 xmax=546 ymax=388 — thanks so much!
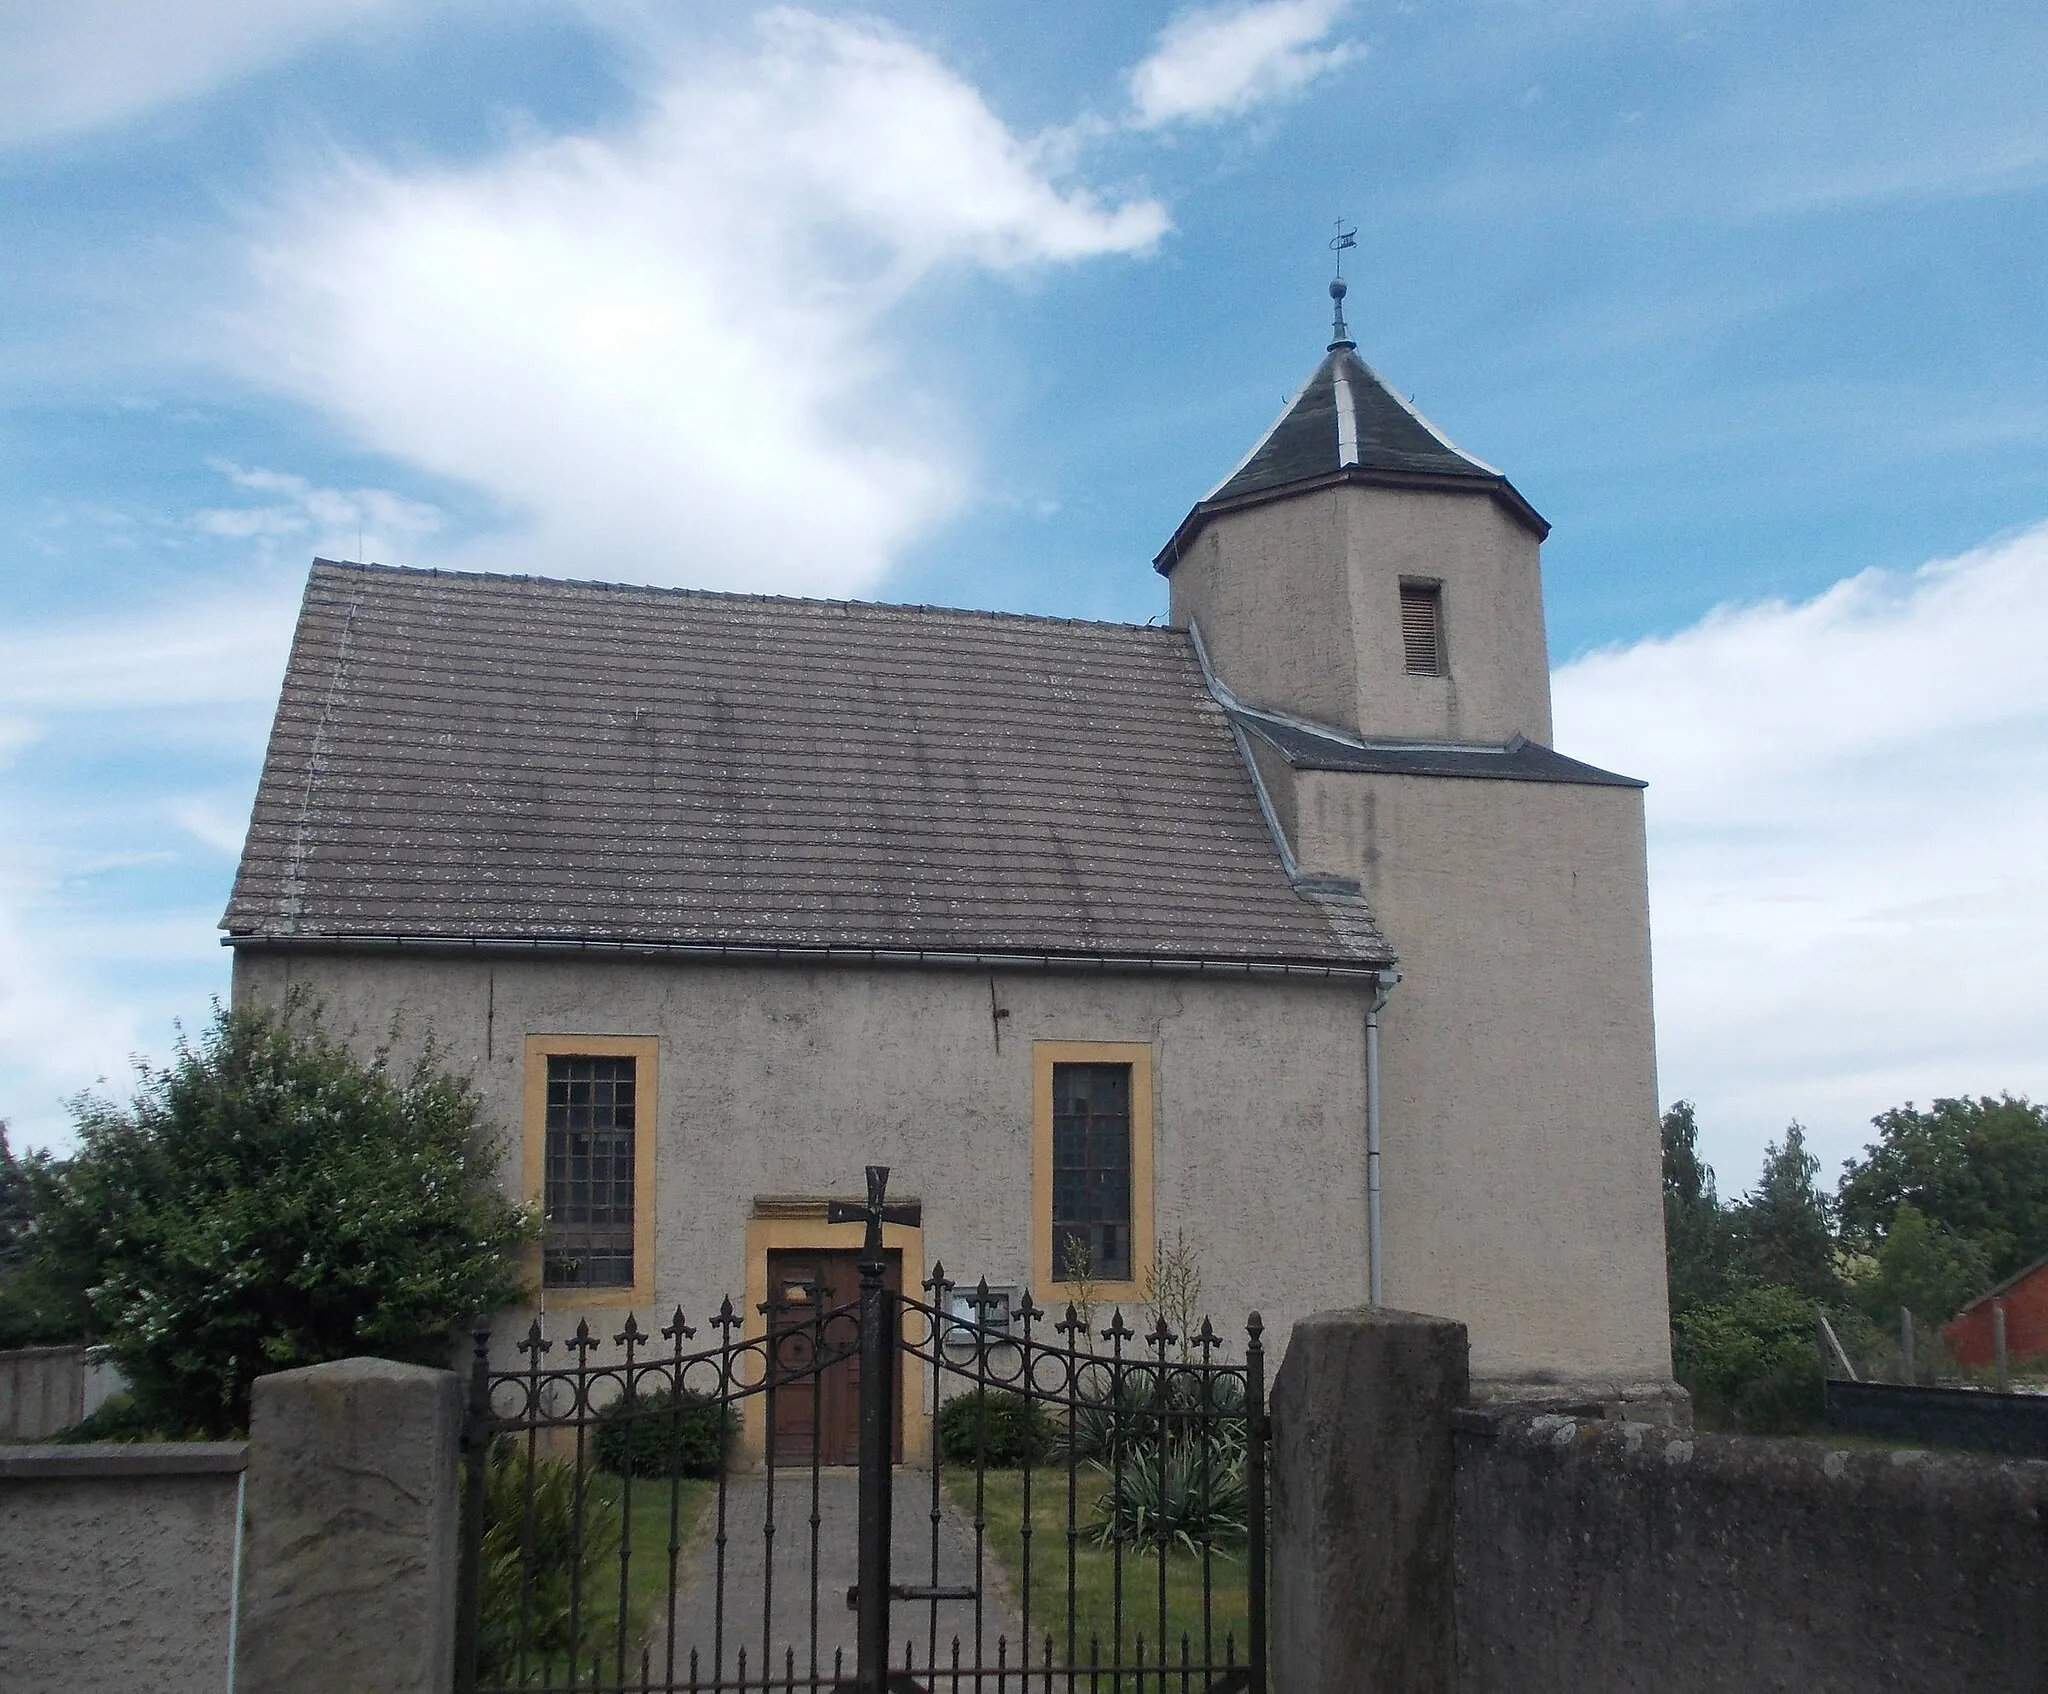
xmin=825 ymin=1164 xmax=920 ymax=1259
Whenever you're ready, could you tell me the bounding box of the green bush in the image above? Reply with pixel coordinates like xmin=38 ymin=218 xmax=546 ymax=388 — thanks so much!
xmin=936 ymin=1388 xmax=1053 ymax=1467
xmin=23 ymin=994 xmax=530 ymax=1436
xmin=476 ymin=1442 xmax=621 ymax=1685
xmin=592 ymin=1386 xmax=727 ymax=1479
xmin=47 ymin=1393 xmax=178 ymax=1444
xmin=1672 ymin=1283 xmax=1825 ymax=1434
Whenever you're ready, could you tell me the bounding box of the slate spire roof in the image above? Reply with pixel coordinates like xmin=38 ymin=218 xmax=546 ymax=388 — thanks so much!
xmin=224 ymin=561 xmax=1392 ymax=974
xmin=1155 ymin=294 xmax=1548 ymax=571
xmin=1205 ymin=344 xmax=1504 ymax=504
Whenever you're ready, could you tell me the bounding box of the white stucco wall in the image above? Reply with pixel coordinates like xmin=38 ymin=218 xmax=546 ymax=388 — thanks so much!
xmin=1291 ymin=767 xmax=1673 ymax=1389
xmin=1169 ymin=483 xmax=1553 ymax=747
xmin=233 ymin=953 xmax=1373 ymax=1376
xmin=236 ymin=937 xmax=1670 ymax=1396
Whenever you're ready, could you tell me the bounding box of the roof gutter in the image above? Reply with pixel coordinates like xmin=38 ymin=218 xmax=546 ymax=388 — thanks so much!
xmin=222 ymin=932 xmax=1394 ymax=980
xmin=1153 ymin=463 xmax=1550 ymax=576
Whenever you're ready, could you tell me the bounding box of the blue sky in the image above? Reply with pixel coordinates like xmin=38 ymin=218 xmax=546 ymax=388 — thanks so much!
xmin=4 ymin=0 xmax=2046 ymax=1196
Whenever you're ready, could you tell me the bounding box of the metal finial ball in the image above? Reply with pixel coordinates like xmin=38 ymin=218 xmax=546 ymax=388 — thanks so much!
xmin=1329 ymin=275 xmax=1349 ymax=300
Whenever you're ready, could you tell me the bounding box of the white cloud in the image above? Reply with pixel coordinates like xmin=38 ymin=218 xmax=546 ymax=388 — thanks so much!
xmin=0 ymin=588 xmax=301 ymax=714
xmin=0 ymin=587 xmax=291 ymax=1150
xmin=195 ymin=463 xmax=444 ymax=563
xmin=1128 ymin=0 xmax=1357 ymax=129
xmin=167 ymin=797 xmax=253 ymax=856
xmin=0 ymin=0 xmax=402 ymax=148
xmin=0 ymin=884 xmax=148 ymax=1140
xmin=232 ymin=9 xmax=1168 ymax=596
xmin=1554 ymin=523 xmax=2048 ymax=1190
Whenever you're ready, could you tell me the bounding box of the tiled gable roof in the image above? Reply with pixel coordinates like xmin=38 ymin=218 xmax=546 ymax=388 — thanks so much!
xmin=224 ymin=561 xmax=1392 ymax=972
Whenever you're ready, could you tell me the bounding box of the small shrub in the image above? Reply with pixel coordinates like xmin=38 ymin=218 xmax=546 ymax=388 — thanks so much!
xmin=47 ymin=1393 xmax=182 ymax=1444
xmin=593 ymin=1386 xmax=727 ymax=1479
xmin=937 ymin=1388 xmax=1053 ymax=1467
xmin=1672 ymin=1283 xmax=1825 ymax=1434
xmin=476 ymin=1442 xmax=621 ymax=1685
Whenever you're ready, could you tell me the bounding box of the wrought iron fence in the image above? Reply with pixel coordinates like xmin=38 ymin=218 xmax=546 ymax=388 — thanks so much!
xmin=454 ymin=1168 xmax=1266 ymax=1694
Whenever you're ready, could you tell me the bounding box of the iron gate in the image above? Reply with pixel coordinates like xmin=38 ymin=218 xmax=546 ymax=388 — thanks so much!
xmin=454 ymin=1167 xmax=1267 ymax=1693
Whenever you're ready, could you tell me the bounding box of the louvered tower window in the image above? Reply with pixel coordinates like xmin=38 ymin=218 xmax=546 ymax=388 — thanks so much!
xmin=1401 ymin=583 xmax=1445 ymax=676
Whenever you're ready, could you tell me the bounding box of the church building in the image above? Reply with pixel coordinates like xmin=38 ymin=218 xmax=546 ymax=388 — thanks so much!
xmin=226 ymin=278 xmax=1680 ymax=1456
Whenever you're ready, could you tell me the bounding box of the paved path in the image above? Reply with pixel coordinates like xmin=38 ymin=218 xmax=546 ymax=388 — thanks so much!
xmin=646 ymin=1469 xmax=1024 ymax=1684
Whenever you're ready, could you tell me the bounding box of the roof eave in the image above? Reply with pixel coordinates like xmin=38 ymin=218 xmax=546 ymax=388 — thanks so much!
xmin=1153 ymin=465 xmax=1551 ymax=576
xmin=222 ymin=930 xmax=1397 ymax=978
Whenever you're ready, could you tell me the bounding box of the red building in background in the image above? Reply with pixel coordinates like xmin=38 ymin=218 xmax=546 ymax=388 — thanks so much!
xmin=1946 ymin=1254 xmax=2048 ymax=1369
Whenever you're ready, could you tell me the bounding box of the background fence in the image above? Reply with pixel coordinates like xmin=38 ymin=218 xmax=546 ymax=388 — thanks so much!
xmin=1824 ymin=1377 xmax=2048 ymax=1458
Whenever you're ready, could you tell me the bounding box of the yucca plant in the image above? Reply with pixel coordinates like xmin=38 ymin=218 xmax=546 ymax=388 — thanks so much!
xmin=1064 ymin=1365 xmax=1246 ymax=1463
xmin=1089 ymin=1421 xmax=1248 ymax=1556
xmin=476 ymin=1442 xmax=623 ymax=1686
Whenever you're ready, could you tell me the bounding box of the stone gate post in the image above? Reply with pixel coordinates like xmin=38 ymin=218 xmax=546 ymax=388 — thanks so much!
xmin=1270 ymin=1308 xmax=1469 ymax=1694
xmin=234 ymin=1355 xmax=462 ymax=1694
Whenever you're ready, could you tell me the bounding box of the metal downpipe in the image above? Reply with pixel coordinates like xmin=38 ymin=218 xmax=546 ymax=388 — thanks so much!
xmin=1365 ymin=970 xmax=1398 ymax=1307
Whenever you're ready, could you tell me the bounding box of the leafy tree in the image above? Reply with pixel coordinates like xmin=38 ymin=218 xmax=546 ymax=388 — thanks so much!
xmin=27 ymin=995 xmax=531 ymax=1435
xmin=0 ymin=1124 xmax=90 ymax=1348
xmin=0 ymin=1121 xmax=27 ymax=1270
xmin=1837 ymin=1095 xmax=2048 ymax=1283
xmin=1671 ymin=1283 xmax=1825 ymax=1434
xmin=1660 ymin=1101 xmax=1742 ymax=1315
xmin=1863 ymin=1203 xmax=1993 ymax=1326
xmin=1734 ymin=1123 xmax=1837 ymax=1300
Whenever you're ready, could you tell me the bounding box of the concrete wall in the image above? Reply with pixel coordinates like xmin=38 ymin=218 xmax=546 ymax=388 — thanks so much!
xmin=0 ymin=1343 xmax=130 ymax=1438
xmin=1170 ymin=483 xmax=1552 ymax=747
xmin=1287 ymin=767 xmax=1671 ymax=1394
xmin=235 ymin=952 xmax=1377 ymax=1378
xmin=0 ymin=1443 xmax=245 ymax=1694
xmin=1 ymin=1343 xmax=87 ymax=1439
xmin=1454 ymin=1408 xmax=2048 ymax=1693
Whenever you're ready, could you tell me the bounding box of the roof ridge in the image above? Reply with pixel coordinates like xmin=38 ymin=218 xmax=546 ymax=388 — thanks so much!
xmin=309 ymin=558 xmax=1180 ymax=638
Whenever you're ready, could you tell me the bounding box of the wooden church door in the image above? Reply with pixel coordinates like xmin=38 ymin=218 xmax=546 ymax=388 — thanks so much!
xmin=765 ymin=1248 xmax=902 ymax=1465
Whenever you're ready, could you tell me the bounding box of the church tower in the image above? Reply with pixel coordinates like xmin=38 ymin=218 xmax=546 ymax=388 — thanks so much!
xmin=1161 ymin=267 xmax=1680 ymax=1416
xmin=1157 ymin=272 xmax=1554 ymax=747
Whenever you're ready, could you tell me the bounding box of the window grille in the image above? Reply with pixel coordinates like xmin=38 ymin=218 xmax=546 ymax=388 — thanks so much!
xmin=1050 ymin=1063 xmax=1132 ymax=1282
xmin=543 ymin=1055 xmax=636 ymax=1287
xmin=1401 ymin=583 xmax=1445 ymax=676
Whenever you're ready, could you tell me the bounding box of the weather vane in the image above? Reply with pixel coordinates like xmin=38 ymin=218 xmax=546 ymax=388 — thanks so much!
xmin=1330 ymin=219 xmax=1358 ymax=273
xmin=1327 ymin=220 xmax=1358 ymax=349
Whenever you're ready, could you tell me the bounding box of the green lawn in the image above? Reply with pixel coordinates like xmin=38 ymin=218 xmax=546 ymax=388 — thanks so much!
xmin=942 ymin=1466 xmax=1253 ymax=1674
xmin=608 ymin=1471 xmax=716 ymax=1664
